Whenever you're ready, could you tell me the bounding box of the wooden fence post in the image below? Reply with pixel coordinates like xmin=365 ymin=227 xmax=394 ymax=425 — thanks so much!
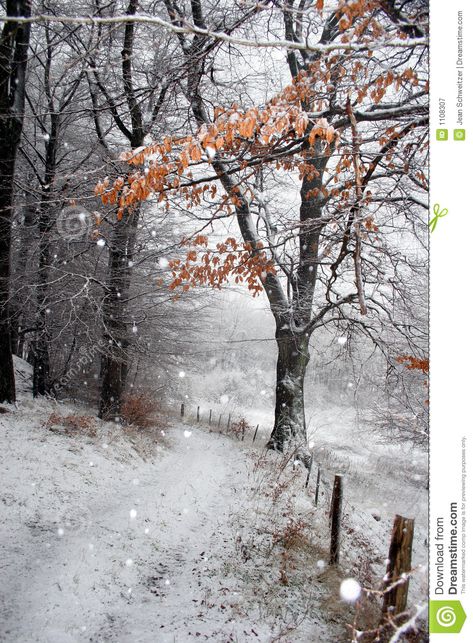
xmin=227 ymin=414 xmax=231 ymax=432
xmin=314 ymin=468 xmax=321 ymax=507
xmin=196 ymin=406 xmax=200 ymax=422
xmin=180 ymin=403 xmax=184 ymax=418
xmin=218 ymin=414 xmax=222 ymax=432
xmin=329 ymin=474 xmax=343 ymax=565
xmin=241 ymin=424 xmax=245 ymax=441
xmin=305 ymin=453 xmax=314 ymax=488
xmin=209 ymin=409 xmax=212 ymax=425
xmin=252 ymin=424 xmax=259 ymax=443
xmin=382 ymin=515 xmax=414 ymax=615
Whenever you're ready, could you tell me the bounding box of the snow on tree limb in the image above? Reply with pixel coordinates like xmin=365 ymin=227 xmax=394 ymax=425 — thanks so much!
xmin=0 ymin=13 xmax=427 ymax=54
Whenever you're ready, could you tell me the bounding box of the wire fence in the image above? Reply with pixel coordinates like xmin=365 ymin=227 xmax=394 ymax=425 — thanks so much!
xmin=175 ymin=401 xmax=423 ymax=621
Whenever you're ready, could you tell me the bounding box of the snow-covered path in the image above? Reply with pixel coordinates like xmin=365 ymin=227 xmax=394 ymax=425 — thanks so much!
xmin=1 ymin=399 xmax=427 ymax=642
xmin=0 ymin=411 xmax=257 ymax=642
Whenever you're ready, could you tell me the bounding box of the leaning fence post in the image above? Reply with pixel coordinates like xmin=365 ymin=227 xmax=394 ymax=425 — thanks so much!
xmin=252 ymin=424 xmax=259 ymax=443
xmin=382 ymin=514 xmax=414 ymax=616
xmin=314 ymin=468 xmax=321 ymax=507
xmin=180 ymin=403 xmax=185 ymax=418
xmin=241 ymin=424 xmax=245 ymax=442
xmin=329 ymin=474 xmax=343 ymax=565
xmin=196 ymin=406 xmax=200 ymax=422
xmin=305 ymin=453 xmax=314 ymax=488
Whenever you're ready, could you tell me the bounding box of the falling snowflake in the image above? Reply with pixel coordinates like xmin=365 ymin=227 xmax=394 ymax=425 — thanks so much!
xmin=337 ymin=337 xmax=347 ymax=345
xmin=129 ymin=509 xmax=137 ymax=520
xmin=340 ymin=578 xmax=362 ymax=602
xmin=183 ymin=430 xmax=192 ymax=438
xmin=178 ymin=371 xmax=186 ymax=378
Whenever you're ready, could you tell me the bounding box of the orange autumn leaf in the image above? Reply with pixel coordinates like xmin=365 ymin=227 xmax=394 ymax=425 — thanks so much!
xmin=396 ymin=355 xmax=429 ymax=374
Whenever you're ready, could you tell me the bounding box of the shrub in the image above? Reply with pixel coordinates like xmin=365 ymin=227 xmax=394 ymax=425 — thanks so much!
xmin=229 ymin=416 xmax=251 ymax=440
xmin=45 ymin=412 xmax=96 ymax=437
xmin=121 ymin=393 xmax=159 ymax=428
xmin=272 ymin=518 xmax=309 ymax=551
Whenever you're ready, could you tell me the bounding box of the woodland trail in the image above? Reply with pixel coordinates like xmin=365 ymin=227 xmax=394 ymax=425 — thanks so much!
xmin=1 ymin=422 xmax=256 ymax=643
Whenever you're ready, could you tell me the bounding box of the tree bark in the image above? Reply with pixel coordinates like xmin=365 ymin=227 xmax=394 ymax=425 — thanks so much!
xmin=10 ymin=186 xmax=36 ymax=357
xmin=98 ymin=208 xmax=139 ymax=420
xmin=96 ymin=0 xmax=149 ymax=420
xmin=0 ymin=0 xmax=31 ymax=402
xmin=0 ymin=148 xmax=17 ymax=403
xmin=267 ymin=325 xmax=310 ymax=458
xmin=32 ymin=109 xmax=60 ymax=397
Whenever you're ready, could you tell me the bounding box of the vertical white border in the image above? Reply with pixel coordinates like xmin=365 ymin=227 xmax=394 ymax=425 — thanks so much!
xmin=430 ymin=1 xmax=472 ymax=638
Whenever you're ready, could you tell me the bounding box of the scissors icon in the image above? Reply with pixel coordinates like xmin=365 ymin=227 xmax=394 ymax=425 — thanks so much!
xmin=429 ymin=203 xmax=448 ymax=232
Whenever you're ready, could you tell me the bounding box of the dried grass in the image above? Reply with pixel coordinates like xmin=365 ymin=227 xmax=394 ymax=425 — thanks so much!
xmin=45 ymin=412 xmax=97 ymax=437
xmin=121 ymin=393 xmax=160 ymax=428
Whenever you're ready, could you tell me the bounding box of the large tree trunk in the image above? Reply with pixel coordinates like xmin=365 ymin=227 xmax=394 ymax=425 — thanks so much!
xmin=32 ymin=191 xmax=54 ymax=398
xmin=0 ymin=0 xmax=31 ymax=402
xmin=98 ymin=209 xmax=139 ymax=420
xmin=97 ymin=0 xmax=144 ymax=420
xmin=32 ymin=112 xmax=60 ymax=397
xmin=10 ymin=186 xmax=36 ymax=357
xmin=32 ymin=221 xmax=52 ymax=398
xmin=267 ymin=325 xmax=310 ymax=458
xmin=0 ymin=148 xmax=17 ymax=403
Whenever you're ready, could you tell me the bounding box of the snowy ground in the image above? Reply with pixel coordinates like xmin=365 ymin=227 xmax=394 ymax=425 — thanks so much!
xmin=0 ymin=398 xmax=265 ymax=642
xmin=0 ymin=365 xmax=427 ymax=642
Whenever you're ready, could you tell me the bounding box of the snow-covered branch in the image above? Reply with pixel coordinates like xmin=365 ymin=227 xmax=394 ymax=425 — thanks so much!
xmin=0 ymin=13 xmax=427 ymax=54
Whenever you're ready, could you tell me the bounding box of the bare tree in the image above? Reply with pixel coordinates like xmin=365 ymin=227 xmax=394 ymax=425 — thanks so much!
xmin=0 ymin=0 xmax=31 ymax=403
xmin=97 ymin=0 xmax=428 ymax=459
